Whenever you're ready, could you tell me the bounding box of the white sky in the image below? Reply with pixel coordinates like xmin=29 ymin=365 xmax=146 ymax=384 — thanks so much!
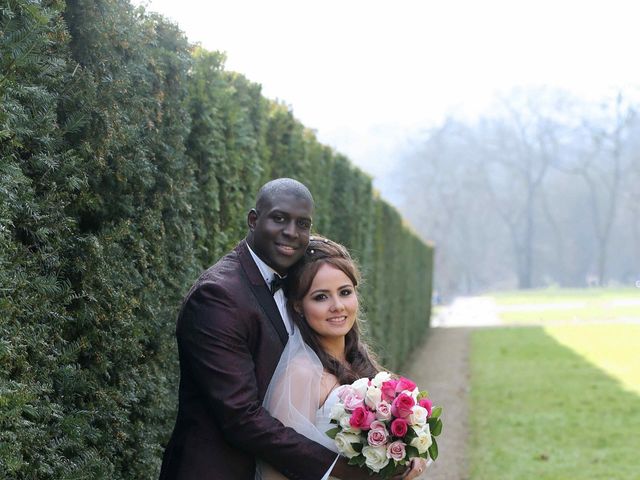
xmin=133 ymin=0 xmax=640 ymax=186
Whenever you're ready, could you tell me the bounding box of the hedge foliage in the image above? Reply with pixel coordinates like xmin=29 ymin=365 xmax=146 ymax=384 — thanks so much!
xmin=1 ymin=1 xmax=433 ymax=478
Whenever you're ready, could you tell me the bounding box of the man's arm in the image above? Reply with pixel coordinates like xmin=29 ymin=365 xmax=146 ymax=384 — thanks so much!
xmin=179 ymin=283 xmax=335 ymax=480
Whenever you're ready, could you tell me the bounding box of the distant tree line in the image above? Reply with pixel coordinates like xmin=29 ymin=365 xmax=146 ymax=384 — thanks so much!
xmin=0 ymin=1 xmax=433 ymax=478
xmin=393 ymin=87 xmax=639 ymax=296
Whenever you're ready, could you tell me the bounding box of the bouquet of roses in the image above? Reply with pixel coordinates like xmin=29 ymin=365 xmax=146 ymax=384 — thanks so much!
xmin=326 ymin=372 xmax=442 ymax=478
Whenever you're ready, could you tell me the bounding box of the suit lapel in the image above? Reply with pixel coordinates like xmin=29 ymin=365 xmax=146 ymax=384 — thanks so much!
xmin=237 ymin=240 xmax=289 ymax=346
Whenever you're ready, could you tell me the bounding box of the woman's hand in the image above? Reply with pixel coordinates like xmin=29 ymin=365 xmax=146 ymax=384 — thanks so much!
xmin=392 ymin=457 xmax=429 ymax=479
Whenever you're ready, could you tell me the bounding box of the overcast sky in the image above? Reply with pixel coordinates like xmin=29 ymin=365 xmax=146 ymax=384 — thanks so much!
xmin=133 ymin=0 xmax=640 ymax=188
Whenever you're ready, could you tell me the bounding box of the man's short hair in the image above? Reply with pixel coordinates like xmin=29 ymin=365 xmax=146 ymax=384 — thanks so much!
xmin=255 ymin=178 xmax=314 ymax=212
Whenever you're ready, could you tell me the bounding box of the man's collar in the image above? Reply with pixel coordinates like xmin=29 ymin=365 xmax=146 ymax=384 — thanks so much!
xmin=246 ymin=244 xmax=281 ymax=283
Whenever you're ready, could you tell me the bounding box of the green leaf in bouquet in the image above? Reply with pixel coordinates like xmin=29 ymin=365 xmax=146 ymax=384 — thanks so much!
xmin=430 ymin=406 xmax=442 ymax=419
xmin=325 ymin=426 xmax=341 ymax=439
xmin=417 ymin=390 xmax=430 ymax=401
xmin=404 ymin=427 xmax=418 ymax=443
xmin=348 ymin=454 xmax=366 ymax=467
xmin=353 ymin=442 xmax=363 ymax=453
xmin=428 ymin=437 xmax=439 ymax=460
xmin=379 ymin=460 xmax=404 ymax=479
xmin=405 ymin=445 xmax=420 ymax=459
xmin=430 ymin=418 xmax=443 ymax=436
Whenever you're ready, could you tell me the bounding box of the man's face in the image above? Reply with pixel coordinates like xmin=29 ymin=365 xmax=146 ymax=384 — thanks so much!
xmin=247 ymin=192 xmax=313 ymax=275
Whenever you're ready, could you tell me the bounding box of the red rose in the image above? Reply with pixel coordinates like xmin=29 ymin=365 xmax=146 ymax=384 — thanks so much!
xmin=381 ymin=380 xmax=398 ymax=402
xmin=419 ymin=397 xmax=433 ymax=417
xmin=349 ymin=406 xmax=375 ymax=430
xmin=391 ymin=393 xmax=415 ymax=418
xmin=395 ymin=377 xmax=417 ymax=393
xmin=390 ymin=418 xmax=409 ymax=437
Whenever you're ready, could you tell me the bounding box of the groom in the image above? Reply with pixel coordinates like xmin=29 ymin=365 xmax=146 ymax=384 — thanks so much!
xmin=159 ymin=178 xmax=358 ymax=480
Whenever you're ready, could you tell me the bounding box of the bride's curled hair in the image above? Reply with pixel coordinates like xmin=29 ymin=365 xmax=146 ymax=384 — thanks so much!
xmin=284 ymin=236 xmax=382 ymax=385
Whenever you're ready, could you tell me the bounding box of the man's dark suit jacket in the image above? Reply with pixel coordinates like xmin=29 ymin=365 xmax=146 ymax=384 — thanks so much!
xmin=159 ymin=240 xmax=336 ymax=480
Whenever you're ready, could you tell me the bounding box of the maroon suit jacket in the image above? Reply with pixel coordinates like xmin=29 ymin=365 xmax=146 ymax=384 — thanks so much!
xmin=159 ymin=240 xmax=336 ymax=479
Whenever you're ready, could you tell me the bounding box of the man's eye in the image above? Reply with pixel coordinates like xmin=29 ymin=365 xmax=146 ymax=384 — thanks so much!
xmin=273 ymin=215 xmax=285 ymax=223
xmin=297 ymin=220 xmax=312 ymax=229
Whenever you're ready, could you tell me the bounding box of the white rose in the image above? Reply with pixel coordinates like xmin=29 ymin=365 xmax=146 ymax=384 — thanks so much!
xmin=365 ymin=385 xmax=382 ymax=409
xmin=362 ymin=445 xmax=390 ymax=472
xmin=334 ymin=432 xmax=361 ymax=458
xmin=330 ymin=402 xmax=347 ymax=421
xmin=409 ymin=425 xmax=432 ymax=454
xmin=340 ymin=414 xmax=361 ymax=434
xmin=412 ymin=423 xmax=431 ymax=437
xmin=371 ymin=371 xmax=391 ymax=388
xmin=408 ymin=405 xmax=428 ymax=426
xmin=351 ymin=377 xmax=370 ymax=397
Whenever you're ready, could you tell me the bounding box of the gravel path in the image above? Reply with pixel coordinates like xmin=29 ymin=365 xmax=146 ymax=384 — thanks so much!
xmin=402 ymin=298 xmax=501 ymax=480
xmin=404 ymin=327 xmax=472 ymax=480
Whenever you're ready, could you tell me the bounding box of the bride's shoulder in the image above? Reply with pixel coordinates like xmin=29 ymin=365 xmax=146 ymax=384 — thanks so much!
xmin=319 ymin=371 xmax=341 ymax=404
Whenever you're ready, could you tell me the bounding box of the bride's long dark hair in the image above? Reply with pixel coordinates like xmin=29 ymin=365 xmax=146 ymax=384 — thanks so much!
xmin=284 ymin=236 xmax=382 ymax=385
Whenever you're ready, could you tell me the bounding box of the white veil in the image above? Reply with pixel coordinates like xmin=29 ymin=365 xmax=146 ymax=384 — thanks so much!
xmin=256 ymin=327 xmax=337 ymax=480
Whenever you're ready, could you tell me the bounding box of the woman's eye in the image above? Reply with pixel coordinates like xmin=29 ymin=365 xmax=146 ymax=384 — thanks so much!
xmin=340 ymin=289 xmax=353 ymax=296
xmin=312 ymin=294 xmax=327 ymax=301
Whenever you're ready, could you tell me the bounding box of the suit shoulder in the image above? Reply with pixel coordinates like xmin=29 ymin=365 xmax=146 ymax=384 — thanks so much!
xmin=183 ymin=249 xmax=244 ymax=304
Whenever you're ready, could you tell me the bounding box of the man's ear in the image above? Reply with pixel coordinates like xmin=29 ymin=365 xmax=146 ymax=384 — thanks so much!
xmin=247 ymin=209 xmax=258 ymax=230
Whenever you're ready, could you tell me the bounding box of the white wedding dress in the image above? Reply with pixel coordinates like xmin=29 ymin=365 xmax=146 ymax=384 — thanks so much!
xmin=255 ymin=327 xmax=342 ymax=480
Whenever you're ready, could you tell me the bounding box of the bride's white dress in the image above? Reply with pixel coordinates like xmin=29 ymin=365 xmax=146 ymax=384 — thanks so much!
xmin=255 ymin=327 xmax=341 ymax=480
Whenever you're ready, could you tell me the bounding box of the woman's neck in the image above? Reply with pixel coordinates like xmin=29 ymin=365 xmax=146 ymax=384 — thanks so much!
xmin=320 ymin=336 xmax=347 ymax=364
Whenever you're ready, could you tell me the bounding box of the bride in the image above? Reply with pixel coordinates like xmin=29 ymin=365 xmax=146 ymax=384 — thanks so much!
xmin=256 ymin=236 xmax=428 ymax=480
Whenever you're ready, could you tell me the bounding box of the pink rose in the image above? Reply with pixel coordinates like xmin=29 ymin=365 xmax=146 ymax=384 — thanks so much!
xmin=367 ymin=428 xmax=389 ymax=447
xmin=391 ymin=393 xmax=415 ymax=418
xmin=370 ymin=420 xmax=387 ymax=432
xmin=350 ymin=406 xmax=375 ymax=430
xmin=386 ymin=440 xmax=406 ymax=461
xmin=343 ymin=392 xmax=365 ymax=412
xmin=338 ymin=386 xmax=354 ymax=401
xmin=419 ymin=398 xmax=433 ymax=417
xmin=375 ymin=401 xmax=392 ymax=421
xmin=390 ymin=418 xmax=408 ymax=437
xmin=395 ymin=377 xmax=417 ymax=393
xmin=381 ymin=380 xmax=398 ymax=402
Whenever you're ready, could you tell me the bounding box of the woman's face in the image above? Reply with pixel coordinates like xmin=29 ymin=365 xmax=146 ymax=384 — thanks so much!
xmin=299 ymin=263 xmax=358 ymax=340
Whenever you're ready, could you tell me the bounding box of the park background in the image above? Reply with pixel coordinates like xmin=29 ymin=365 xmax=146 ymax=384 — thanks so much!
xmin=2 ymin=1 xmax=640 ymax=479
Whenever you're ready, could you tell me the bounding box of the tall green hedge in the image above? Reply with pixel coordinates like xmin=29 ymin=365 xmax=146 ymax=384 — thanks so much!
xmin=1 ymin=1 xmax=433 ymax=478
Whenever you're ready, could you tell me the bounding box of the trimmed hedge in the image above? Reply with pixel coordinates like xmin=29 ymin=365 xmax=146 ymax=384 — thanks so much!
xmin=0 ymin=1 xmax=433 ymax=478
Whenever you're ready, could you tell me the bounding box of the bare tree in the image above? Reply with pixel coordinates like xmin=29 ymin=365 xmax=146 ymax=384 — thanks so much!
xmin=389 ymin=88 xmax=639 ymax=296
xmin=561 ymin=93 xmax=636 ymax=285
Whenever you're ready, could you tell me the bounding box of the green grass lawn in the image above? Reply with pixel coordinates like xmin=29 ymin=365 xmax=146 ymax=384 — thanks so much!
xmin=469 ymin=324 xmax=640 ymax=480
xmin=490 ymin=288 xmax=640 ymax=323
